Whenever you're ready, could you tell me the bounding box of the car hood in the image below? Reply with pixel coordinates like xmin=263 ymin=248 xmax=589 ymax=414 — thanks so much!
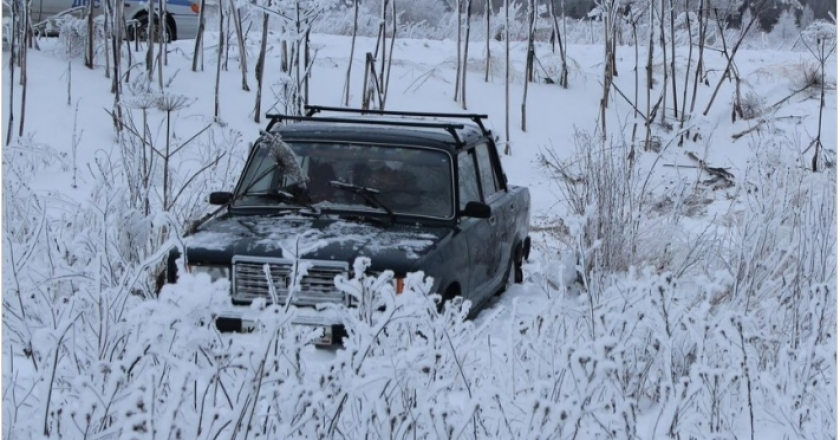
xmin=183 ymin=214 xmax=450 ymax=273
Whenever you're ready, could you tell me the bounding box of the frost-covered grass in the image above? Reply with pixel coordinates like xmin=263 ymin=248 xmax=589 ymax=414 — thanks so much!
xmin=2 ymin=15 xmax=837 ymax=440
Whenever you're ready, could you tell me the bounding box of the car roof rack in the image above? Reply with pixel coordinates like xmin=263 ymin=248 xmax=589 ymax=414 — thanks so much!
xmin=305 ymin=105 xmax=493 ymax=140
xmin=265 ymin=106 xmax=493 ymax=146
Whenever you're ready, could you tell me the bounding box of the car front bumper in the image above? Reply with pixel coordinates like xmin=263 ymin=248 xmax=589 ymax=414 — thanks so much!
xmin=214 ymin=306 xmax=347 ymax=345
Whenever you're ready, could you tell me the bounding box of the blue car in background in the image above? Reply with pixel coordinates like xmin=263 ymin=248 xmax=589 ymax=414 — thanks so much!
xmin=26 ymin=0 xmax=199 ymax=41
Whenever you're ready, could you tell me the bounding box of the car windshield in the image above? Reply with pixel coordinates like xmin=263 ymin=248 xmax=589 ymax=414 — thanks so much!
xmin=234 ymin=141 xmax=455 ymax=219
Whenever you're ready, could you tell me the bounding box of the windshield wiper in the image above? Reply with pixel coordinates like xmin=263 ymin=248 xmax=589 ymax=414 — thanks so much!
xmin=245 ymin=190 xmax=321 ymax=216
xmin=328 ymin=181 xmax=396 ymax=225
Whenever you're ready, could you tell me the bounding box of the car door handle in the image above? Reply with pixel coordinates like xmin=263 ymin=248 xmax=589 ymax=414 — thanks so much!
xmin=488 ymin=216 xmax=496 ymax=226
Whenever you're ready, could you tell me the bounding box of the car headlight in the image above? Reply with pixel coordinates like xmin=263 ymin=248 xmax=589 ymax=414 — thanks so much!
xmin=188 ymin=265 xmax=230 ymax=282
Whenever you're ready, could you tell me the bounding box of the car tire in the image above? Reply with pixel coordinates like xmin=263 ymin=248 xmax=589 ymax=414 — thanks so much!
xmin=128 ymin=12 xmax=174 ymax=43
xmin=501 ymin=244 xmax=524 ymax=294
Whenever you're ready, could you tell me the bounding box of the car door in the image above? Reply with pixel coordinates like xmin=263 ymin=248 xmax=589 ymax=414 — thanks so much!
xmin=457 ymin=148 xmax=501 ymax=304
xmin=473 ymin=143 xmax=508 ymax=291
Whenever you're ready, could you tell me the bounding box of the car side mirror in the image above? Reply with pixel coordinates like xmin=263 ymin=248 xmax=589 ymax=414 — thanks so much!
xmin=209 ymin=191 xmax=233 ymax=205
xmin=460 ymin=201 xmax=492 ymax=219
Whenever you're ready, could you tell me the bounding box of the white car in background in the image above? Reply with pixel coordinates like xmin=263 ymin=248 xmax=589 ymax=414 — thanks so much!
xmin=28 ymin=0 xmax=199 ymax=41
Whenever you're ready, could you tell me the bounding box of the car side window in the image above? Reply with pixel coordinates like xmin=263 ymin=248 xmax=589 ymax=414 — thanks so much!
xmin=475 ymin=143 xmax=500 ymax=199
xmin=458 ymin=151 xmax=481 ymax=211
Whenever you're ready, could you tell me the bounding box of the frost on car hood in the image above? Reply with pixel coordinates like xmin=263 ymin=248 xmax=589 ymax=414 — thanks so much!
xmin=184 ymin=215 xmax=450 ymax=272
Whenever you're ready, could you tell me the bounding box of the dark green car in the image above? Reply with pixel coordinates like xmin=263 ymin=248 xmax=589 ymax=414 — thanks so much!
xmin=163 ymin=106 xmax=531 ymax=344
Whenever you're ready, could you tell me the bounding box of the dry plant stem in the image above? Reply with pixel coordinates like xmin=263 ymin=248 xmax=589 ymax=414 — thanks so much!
xmin=484 ymin=0 xmax=490 ymax=82
xmin=146 ymin=8 xmax=155 ymax=82
xmin=521 ymin=0 xmax=535 ymax=132
xmin=644 ymin=0 xmax=654 ymax=149
xmin=85 ymin=0 xmax=94 ymax=68
xmin=158 ymin=0 xmax=165 ymax=88
xmin=378 ymin=0 xmax=387 ymax=94
xmin=343 ymin=0 xmax=359 ymax=106
xmin=548 ymin=0 xmax=568 ymax=87
xmin=232 ymin=3 xmax=249 ymax=91
xmin=461 ymin=0 xmax=471 ymax=110
xmin=658 ymin=0 xmax=667 ymax=125
xmin=383 ymin=0 xmax=397 ymax=108
xmin=214 ymin=3 xmax=224 ymax=122
xmin=253 ymin=13 xmax=269 ymax=124
xmin=678 ymin=0 xmax=692 ymax=144
xmin=191 ymin=0 xmax=206 ymax=72
xmin=668 ymin=0 xmax=678 ymax=119
xmin=702 ymin=4 xmax=764 ymax=116
xmin=104 ymin=0 xmax=112 ymax=79
xmin=504 ymin=0 xmax=510 ymax=154
xmin=454 ymin=0 xmax=462 ymax=102
xmin=6 ymin=1 xmax=15 ymax=146
xmin=689 ymin=0 xmax=707 ymax=113
xmin=17 ymin=10 xmax=27 ymax=138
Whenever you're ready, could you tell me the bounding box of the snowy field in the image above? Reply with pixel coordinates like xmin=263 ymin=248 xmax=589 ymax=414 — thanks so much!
xmin=2 ymin=10 xmax=837 ymax=440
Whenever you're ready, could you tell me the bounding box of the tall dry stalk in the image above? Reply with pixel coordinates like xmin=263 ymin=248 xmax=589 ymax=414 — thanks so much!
xmin=253 ymin=12 xmax=270 ymax=123
xmin=343 ymin=0 xmax=360 ymax=106
xmin=461 ymin=0 xmax=472 ymax=109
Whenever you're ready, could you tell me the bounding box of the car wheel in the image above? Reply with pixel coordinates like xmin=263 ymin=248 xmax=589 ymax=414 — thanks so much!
xmin=128 ymin=12 xmax=173 ymax=43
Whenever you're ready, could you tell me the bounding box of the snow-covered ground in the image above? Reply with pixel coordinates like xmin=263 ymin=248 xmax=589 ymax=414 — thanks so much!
xmin=3 ymin=22 xmax=836 ymax=440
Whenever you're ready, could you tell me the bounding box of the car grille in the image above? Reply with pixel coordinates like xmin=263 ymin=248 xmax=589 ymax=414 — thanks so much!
xmin=232 ymin=257 xmax=348 ymax=306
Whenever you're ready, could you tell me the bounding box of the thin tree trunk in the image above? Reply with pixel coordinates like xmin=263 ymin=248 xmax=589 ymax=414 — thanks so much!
xmin=343 ymin=0 xmax=360 ymax=106
xmin=658 ymin=0 xmax=667 ymax=125
xmin=214 ymin=0 xmax=224 ymax=121
xmin=484 ymin=0 xmax=490 ymax=82
xmin=689 ymin=0 xmax=707 ymax=113
xmin=504 ymin=0 xmax=510 ymax=154
xmin=18 ymin=2 xmax=28 ymax=137
xmin=304 ymin=29 xmax=311 ymax=107
xmin=157 ymin=0 xmax=166 ymax=88
xmin=549 ymin=0 xmax=568 ymax=88
xmin=223 ymin=10 xmax=231 ymax=71
xmin=231 ymin=2 xmax=249 ymax=91
xmin=192 ymin=0 xmax=207 ymax=72
xmin=383 ymin=0 xmax=397 ymax=108
xmin=644 ymin=0 xmax=655 ymax=149
xmin=146 ymin=5 xmax=155 ymax=82
xmin=104 ymin=0 xmax=111 ymax=79
xmin=379 ymin=0 xmax=387 ymax=95
xmin=454 ymin=0 xmax=462 ymax=102
xmin=669 ymin=0 xmax=678 ymax=118
xmin=678 ymin=0 xmax=692 ymax=144
xmin=253 ymin=13 xmax=269 ymax=123
xmin=461 ymin=0 xmax=471 ymax=109
xmin=521 ymin=0 xmax=535 ymax=131
xmin=85 ymin=0 xmax=94 ymax=68
xmin=6 ymin=1 xmax=16 ymax=146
